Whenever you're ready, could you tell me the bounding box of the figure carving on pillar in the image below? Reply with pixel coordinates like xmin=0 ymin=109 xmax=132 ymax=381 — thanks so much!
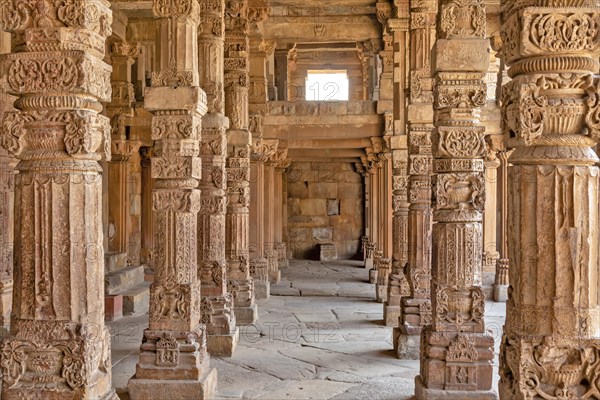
xmin=498 ymin=0 xmax=600 ymax=398
xmin=0 ymin=0 xmax=118 ymax=398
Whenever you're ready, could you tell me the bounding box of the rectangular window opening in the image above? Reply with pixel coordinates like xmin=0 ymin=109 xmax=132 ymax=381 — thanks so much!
xmin=305 ymin=70 xmax=349 ymax=101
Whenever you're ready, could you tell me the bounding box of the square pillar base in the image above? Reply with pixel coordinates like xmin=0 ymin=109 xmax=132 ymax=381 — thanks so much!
xmin=207 ymin=328 xmax=239 ymax=357
xmin=105 ymin=294 xmax=124 ymax=321
xmin=364 ymin=257 xmax=373 ymax=269
xmin=278 ymin=259 xmax=289 ymax=269
xmin=235 ymin=303 xmax=258 ymax=325
xmin=376 ymin=284 xmax=387 ymax=303
xmin=384 ymin=304 xmax=400 ymax=327
xmin=254 ymin=281 xmax=270 ymax=300
xmin=369 ymin=269 xmax=377 ymax=284
xmin=415 ymin=376 xmax=498 ymax=400
xmin=128 ymin=368 xmax=217 ymax=400
xmin=269 ymin=270 xmax=281 ymax=284
xmin=493 ymin=284 xmax=508 ymax=302
xmin=393 ymin=328 xmax=421 ymax=360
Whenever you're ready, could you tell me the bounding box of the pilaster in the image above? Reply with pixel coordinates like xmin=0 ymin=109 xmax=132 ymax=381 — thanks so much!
xmin=127 ymin=0 xmax=217 ymax=397
xmin=415 ymin=0 xmax=496 ymax=397
xmin=498 ymin=1 xmax=600 ymax=398
xmin=0 ymin=0 xmax=117 ymax=398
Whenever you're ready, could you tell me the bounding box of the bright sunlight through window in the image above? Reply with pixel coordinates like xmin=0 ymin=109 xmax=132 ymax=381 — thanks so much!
xmin=305 ymin=70 xmax=349 ymax=101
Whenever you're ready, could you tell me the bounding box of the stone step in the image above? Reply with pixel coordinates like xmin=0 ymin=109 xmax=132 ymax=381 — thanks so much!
xmin=122 ymin=282 xmax=150 ymax=316
xmin=105 ymin=265 xmax=146 ymax=295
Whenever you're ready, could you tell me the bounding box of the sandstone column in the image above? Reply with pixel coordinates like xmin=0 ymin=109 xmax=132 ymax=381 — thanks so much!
xmin=493 ymin=149 xmax=509 ymax=302
xmin=393 ymin=0 xmax=436 ymax=349
xmin=0 ymin=146 xmax=15 ymax=336
xmin=263 ymin=156 xmax=279 ymax=282
xmin=224 ymin=0 xmax=258 ymax=325
xmin=249 ymin=139 xmax=277 ymax=299
xmin=106 ymin=41 xmax=142 ymax=266
xmin=273 ymin=149 xmax=290 ymax=269
xmin=0 ymin=0 xmax=117 ymax=398
xmin=498 ymin=1 xmax=600 ymax=397
xmin=482 ymin=138 xmax=500 ymax=290
xmin=415 ymin=0 xmax=496 ymax=397
xmin=197 ymin=0 xmax=238 ymax=357
xmin=127 ymin=0 xmax=217 ymax=397
xmin=0 ymin=35 xmax=15 ymax=334
xmin=388 ymin=0 xmax=436 ymax=343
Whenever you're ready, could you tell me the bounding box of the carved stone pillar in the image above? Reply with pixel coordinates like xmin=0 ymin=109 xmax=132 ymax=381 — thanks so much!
xmin=415 ymin=0 xmax=495 ymax=397
xmin=274 ymin=49 xmax=288 ymax=102
xmin=388 ymin=1 xmax=436 ymax=345
xmin=106 ymin=41 xmax=142 ymax=269
xmin=249 ymin=139 xmax=277 ymax=299
xmin=0 ymin=64 xmax=16 ymax=335
xmin=140 ymin=148 xmax=155 ymax=267
xmin=0 ymin=0 xmax=117 ymax=398
xmin=127 ymin=0 xmax=217 ymax=397
xmin=197 ymin=0 xmax=238 ymax=357
xmin=493 ymin=149 xmax=510 ymax=302
xmin=263 ymin=158 xmax=279 ymax=282
xmin=0 ymin=148 xmax=15 ymax=336
xmin=482 ymin=138 xmax=501 ymax=291
xmin=273 ymin=151 xmax=290 ymax=269
xmin=386 ymin=146 xmax=410 ymax=318
xmin=224 ymin=0 xmax=260 ymax=325
xmin=498 ymin=1 xmax=600 ymax=398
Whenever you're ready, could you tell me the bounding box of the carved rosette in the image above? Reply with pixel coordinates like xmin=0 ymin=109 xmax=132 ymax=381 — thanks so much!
xmin=0 ymin=0 xmax=118 ymax=398
xmin=498 ymin=0 xmax=600 ymax=399
xmin=416 ymin=0 xmax=495 ymax=395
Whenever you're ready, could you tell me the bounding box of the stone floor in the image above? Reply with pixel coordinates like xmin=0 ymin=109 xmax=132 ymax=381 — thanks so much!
xmin=110 ymin=259 xmax=506 ymax=399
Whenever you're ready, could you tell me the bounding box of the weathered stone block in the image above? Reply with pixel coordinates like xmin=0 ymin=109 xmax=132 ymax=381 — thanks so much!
xmin=207 ymin=328 xmax=239 ymax=357
xmin=308 ymin=182 xmax=337 ymax=198
xmin=105 ymin=294 xmax=123 ymax=322
xmin=326 ymin=199 xmax=340 ymax=215
xmin=288 ymin=182 xmax=308 ymax=198
xmin=312 ymin=227 xmax=333 ymax=242
xmin=299 ymin=198 xmax=327 ymax=215
xmin=319 ymin=243 xmax=337 ymax=261
xmin=434 ymin=38 xmax=490 ymax=73
xmin=129 ymin=368 xmax=217 ymax=400
xmin=337 ymin=183 xmax=362 ymax=199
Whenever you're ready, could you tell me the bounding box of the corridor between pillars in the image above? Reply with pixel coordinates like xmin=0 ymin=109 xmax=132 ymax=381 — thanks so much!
xmin=415 ymin=0 xmax=495 ymax=398
xmin=0 ymin=0 xmax=117 ymax=399
xmin=499 ymin=0 xmax=600 ymax=398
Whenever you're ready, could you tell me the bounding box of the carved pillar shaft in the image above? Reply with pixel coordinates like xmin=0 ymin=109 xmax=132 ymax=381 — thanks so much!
xmin=274 ymin=164 xmax=289 ymax=268
xmin=196 ymin=0 xmax=238 ymax=356
xmin=128 ymin=1 xmax=217 ymax=398
xmin=498 ymin=1 xmax=600 ymax=398
xmin=0 ymin=149 xmax=15 ymax=335
xmin=482 ymin=157 xmax=500 ymax=283
xmin=493 ymin=150 xmax=510 ymax=298
xmin=389 ymin=1 xmax=436 ymax=339
xmin=0 ymin=0 xmax=117 ymax=398
xmin=416 ymin=0 xmax=495 ymax=397
xmin=223 ymin=0 xmax=259 ymax=325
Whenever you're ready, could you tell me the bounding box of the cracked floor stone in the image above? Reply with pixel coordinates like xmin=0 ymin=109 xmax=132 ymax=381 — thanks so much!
xmin=110 ymin=259 xmax=505 ymax=399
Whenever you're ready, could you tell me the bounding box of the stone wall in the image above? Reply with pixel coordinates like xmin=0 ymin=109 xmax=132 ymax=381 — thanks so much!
xmin=286 ymin=162 xmax=363 ymax=259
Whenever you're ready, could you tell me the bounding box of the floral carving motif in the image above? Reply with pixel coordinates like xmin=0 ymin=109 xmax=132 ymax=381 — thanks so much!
xmin=440 ymin=0 xmax=486 ymax=38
